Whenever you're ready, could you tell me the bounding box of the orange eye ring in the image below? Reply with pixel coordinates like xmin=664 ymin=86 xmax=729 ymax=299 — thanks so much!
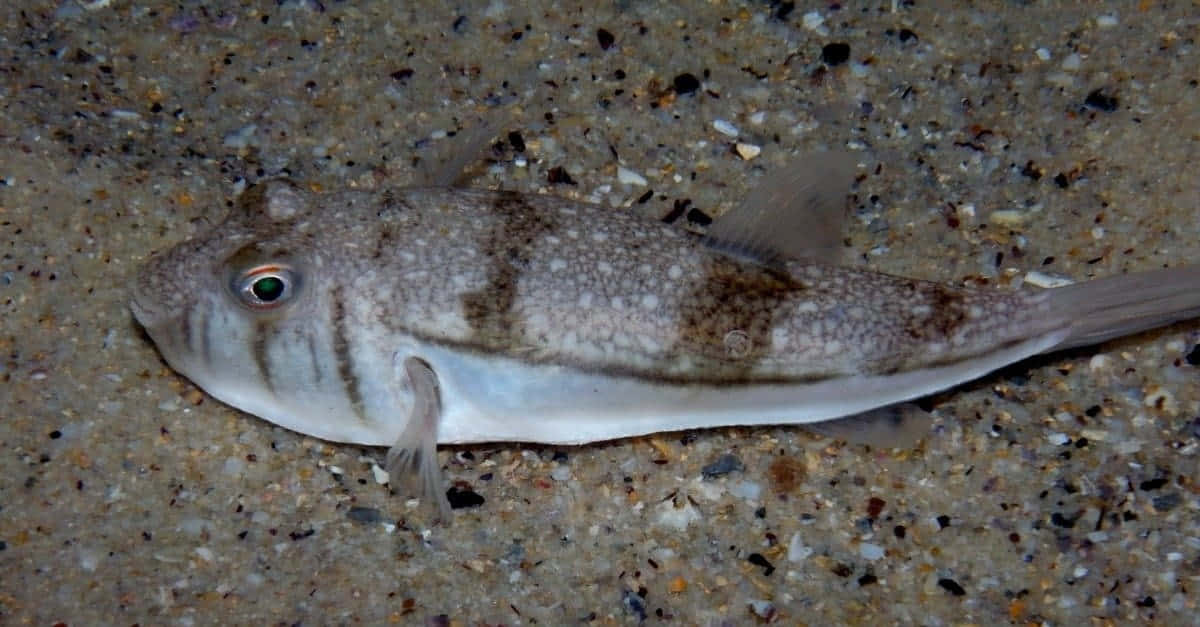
xmin=232 ymin=264 xmax=299 ymax=310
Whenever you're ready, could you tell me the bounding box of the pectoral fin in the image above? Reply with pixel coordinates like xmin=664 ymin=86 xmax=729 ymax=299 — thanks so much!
xmin=386 ymin=356 xmax=451 ymax=518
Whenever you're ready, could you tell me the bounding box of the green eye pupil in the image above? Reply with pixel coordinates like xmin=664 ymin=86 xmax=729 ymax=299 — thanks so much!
xmin=251 ymin=276 xmax=285 ymax=301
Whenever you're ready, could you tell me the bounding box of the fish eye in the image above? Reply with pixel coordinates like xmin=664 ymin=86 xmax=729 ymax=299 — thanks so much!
xmin=233 ymin=264 xmax=299 ymax=310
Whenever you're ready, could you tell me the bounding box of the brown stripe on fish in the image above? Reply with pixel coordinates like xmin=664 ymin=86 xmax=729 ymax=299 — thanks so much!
xmin=251 ymin=319 xmax=277 ymax=394
xmin=304 ymin=333 xmax=323 ymax=384
xmin=668 ymin=255 xmax=810 ymax=379
xmin=371 ymin=223 xmax=395 ymax=261
xmin=900 ymin=281 xmax=971 ymax=341
xmin=181 ymin=301 xmax=197 ymax=355
xmin=199 ymin=301 xmax=215 ymax=371
xmin=330 ymin=284 xmax=369 ymax=424
xmin=460 ymin=190 xmax=559 ymax=347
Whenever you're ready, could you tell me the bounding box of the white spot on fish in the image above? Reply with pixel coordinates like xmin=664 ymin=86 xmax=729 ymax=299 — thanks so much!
xmin=549 ymin=258 xmax=567 ymax=272
xmin=771 ymin=327 xmax=790 ymax=350
xmin=641 ymin=294 xmax=659 ymax=309
xmin=667 ymin=264 xmax=683 ymax=280
xmin=797 ymin=301 xmax=819 ymax=313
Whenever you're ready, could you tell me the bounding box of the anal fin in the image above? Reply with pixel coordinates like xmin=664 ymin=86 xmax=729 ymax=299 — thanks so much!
xmin=386 ymin=356 xmax=452 ymax=519
xmin=802 ymin=403 xmax=933 ymax=449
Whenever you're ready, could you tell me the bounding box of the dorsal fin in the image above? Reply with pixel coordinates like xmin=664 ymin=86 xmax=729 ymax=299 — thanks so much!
xmin=704 ymin=151 xmax=855 ymax=266
xmin=418 ymin=110 xmax=514 ymax=188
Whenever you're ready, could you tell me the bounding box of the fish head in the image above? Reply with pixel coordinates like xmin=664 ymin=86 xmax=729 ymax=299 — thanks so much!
xmin=131 ymin=181 xmax=378 ymax=442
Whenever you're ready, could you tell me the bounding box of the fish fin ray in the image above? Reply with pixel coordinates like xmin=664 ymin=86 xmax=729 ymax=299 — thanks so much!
xmin=386 ymin=356 xmax=451 ymax=519
xmin=704 ymin=151 xmax=855 ymax=266
xmin=802 ymin=403 xmax=932 ymax=449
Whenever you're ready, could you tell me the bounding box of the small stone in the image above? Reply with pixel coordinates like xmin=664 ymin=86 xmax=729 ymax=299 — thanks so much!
xmin=802 ymin=11 xmax=824 ymax=31
xmin=1084 ymin=89 xmax=1118 ymax=112
xmin=672 ymin=73 xmax=701 ymax=95
xmin=447 ymin=486 xmax=485 ymax=509
xmin=747 ymin=599 xmax=776 ymax=618
xmin=347 ymin=506 xmax=382 ymax=524
xmin=989 ymin=209 xmax=1026 ymax=226
xmin=712 ymin=119 xmax=739 ymax=137
xmin=701 ymin=453 xmax=744 ymax=478
xmin=747 ymin=552 xmax=775 ymax=576
xmin=596 ymin=28 xmax=615 ymax=50
xmin=617 ymin=166 xmax=648 ymax=186
xmin=735 ymin=142 xmax=761 ymax=160
xmin=938 ymin=578 xmax=966 ymax=596
xmin=859 ymin=543 xmax=885 ymax=561
xmin=821 ymin=43 xmax=851 ymax=66
xmin=787 ymin=533 xmax=813 ymax=562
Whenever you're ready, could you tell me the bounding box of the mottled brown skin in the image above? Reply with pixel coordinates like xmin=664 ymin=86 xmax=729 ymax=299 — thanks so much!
xmin=135 ymin=181 xmax=1059 ymax=397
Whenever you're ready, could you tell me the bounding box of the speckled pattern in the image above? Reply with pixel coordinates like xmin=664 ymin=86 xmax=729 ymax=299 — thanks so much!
xmin=2 ymin=1 xmax=1197 ymax=624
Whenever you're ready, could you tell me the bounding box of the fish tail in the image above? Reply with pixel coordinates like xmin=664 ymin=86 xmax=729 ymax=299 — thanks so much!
xmin=1045 ymin=265 xmax=1200 ymax=351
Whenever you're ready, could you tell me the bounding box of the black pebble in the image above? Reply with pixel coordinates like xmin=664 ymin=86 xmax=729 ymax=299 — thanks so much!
xmin=822 ymin=42 xmax=851 ymax=66
xmin=547 ymin=166 xmax=576 ymax=185
xmin=899 ymin=28 xmax=918 ymax=43
xmin=747 ymin=552 xmax=775 ymax=576
xmin=685 ymin=208 xmax=712 ymax=226
xmin=673 ymin=72 xmax=701 ymax=94
xmin=858 ymin=573 xmax=878 ymax=585
xmin=1139 ymin=477 xmax=1167 ymax=491
xmin=1185 ymin=344 xmax=1200 ymax=366
xmin=1084 ymin=88 xmax=1118 ymax=112
xmin=346 ymin=506 xmax=382 ymax=524
xmin=390 ymin=68 xmax=414 ymax=82
xmin=936 ymin=514 xmax=950 ymax=529
xmin=701 ymin=453 xmax=743 ymax=478
xmin=938 ymin=578 xmax=966 ymax=596
xmin=289 ymin=528 xmax=315 ymax=541
xmin=1050 ymin=511 xmax=1078 ymax=528
xmin=1053 ymin=173 xmax=1070 ymax=188
xmin=507 ymin=130 xmax=526 ymax=153
xmin=446 ymin=486 xmax=485 ymax=509
xmin=597 ymin=28 xmax=615 ymax=50
xmin=774 ymin=2 xmax=795 ymax=20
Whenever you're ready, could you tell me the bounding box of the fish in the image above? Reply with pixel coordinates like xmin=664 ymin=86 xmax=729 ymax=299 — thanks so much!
xmin=130 ymin=147 xmax=1200 ymax=516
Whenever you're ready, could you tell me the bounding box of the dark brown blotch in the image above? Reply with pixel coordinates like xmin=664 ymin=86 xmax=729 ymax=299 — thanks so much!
xmin=671 ymin=256 xmax=807 ymax=377
xmin=460 ymin=191 xmax=558 ymax=347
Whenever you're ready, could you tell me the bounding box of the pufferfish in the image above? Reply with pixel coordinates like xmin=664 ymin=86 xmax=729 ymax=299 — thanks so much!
xmin=131 ymin=147 xmax=1200 ymax=515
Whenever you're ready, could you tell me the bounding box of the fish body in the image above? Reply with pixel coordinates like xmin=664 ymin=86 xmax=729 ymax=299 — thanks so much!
xmin=131 ymin=158 xmax=1200 ymax=512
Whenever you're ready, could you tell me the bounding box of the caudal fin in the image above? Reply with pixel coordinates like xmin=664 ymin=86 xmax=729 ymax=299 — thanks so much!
xmin=1044 ymin=265 xmax=1200 ymax=351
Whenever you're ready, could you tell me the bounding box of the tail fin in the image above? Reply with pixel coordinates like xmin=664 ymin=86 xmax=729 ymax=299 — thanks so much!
xmin=1044 ymin=265 xmax=1200 ymax=351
